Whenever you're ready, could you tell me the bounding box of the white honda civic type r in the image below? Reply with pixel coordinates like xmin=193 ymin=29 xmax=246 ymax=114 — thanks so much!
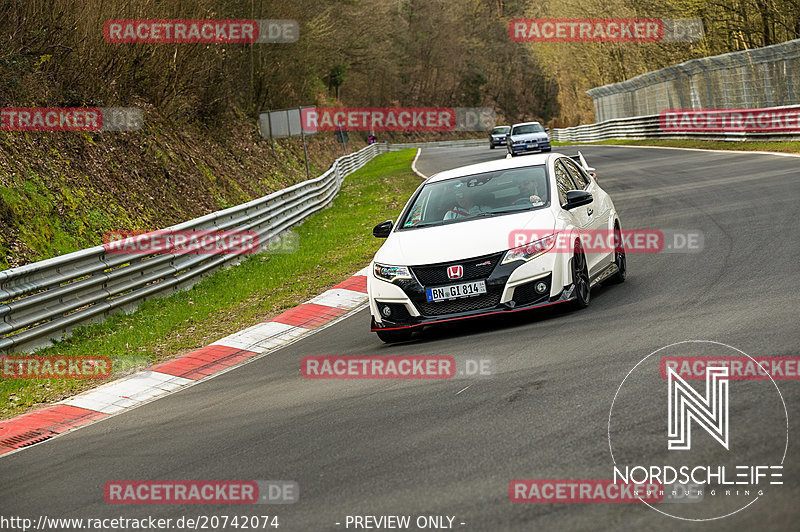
xmin=368 ymin=152 xmax=627 ymax=343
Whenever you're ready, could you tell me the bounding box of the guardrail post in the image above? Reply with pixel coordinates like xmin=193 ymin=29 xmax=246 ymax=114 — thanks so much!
xmin=702 ymin=64 xmax=715 ymax=108
xmin=299 ymin=107 xmax=311 ymax=180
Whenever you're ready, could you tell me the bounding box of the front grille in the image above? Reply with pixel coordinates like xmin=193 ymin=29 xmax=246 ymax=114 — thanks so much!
xmin=411 ymin=252 xmax=503 ymax=286
xmin=512 ymin=282 xmax=538 ymax=304
xmin=416 ymin=286 xmax=503 ymax=316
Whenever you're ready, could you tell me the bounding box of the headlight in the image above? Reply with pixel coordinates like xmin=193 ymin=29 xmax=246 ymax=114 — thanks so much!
xmin=373 ymin=263 xmax=412 ymax=282
xmin=502 ymin=234 xmax=556 ymax=264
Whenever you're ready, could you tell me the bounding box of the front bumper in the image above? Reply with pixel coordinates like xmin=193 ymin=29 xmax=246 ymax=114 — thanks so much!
xmin=490 ymin=136 xmax=507 ymax=146
xmin=369 ymin=251 xmax=572 ymax=331
xmin=509 ymin=141 xmax=551 ymax=154
xmin=370 ymin=287 xmax=572 ymax=331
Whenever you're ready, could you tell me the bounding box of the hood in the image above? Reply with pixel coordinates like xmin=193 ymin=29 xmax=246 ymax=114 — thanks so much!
xmin=510 ymin=132 xmax=548 ymax=142
xmin=375 ymin=209 xmax=557 ymax=266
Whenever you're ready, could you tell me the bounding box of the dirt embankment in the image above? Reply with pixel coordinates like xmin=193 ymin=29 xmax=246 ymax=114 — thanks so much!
xmin=0 ymin=109 xmax=352 ymax=270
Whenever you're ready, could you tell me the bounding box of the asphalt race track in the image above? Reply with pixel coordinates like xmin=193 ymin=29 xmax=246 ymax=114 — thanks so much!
xmin=2 ymin=145 xmax=799 ymax=531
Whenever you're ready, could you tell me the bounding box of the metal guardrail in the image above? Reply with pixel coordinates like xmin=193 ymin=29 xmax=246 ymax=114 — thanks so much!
xmin=551 ymin=106 xmax=800 ymax=143
xmin=0 ymin=142 xmax=392 ymax=354
xmin=386 ymin=139 xmax=487 ymax=150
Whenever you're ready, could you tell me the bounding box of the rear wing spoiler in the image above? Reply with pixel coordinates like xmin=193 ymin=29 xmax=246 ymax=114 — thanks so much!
xmin=568 ymin=152 xmax=595 ymax=173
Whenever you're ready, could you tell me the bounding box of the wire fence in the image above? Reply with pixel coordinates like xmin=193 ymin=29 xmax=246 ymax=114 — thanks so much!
xmin=588 ymin=39 xmax=800 ymax=122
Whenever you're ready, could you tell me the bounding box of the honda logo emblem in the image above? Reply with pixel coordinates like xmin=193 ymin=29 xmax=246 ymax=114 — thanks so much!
xmin=447 ymin=265 xmax=463 ymax=279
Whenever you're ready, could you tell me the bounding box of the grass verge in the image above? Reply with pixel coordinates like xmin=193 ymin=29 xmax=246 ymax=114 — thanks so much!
xmin=552 ymin=139 xmax=800 ymax=154
xmin=1 ymin=149 xmax=421 ymax=419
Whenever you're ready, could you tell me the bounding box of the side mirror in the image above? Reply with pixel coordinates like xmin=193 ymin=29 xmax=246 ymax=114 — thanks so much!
xmin=545 ymin=127 xmax=550 ymax=132
xmin=588 ymin=171 xmax=598 ymax=181
xmin=563 ymin=190 xmax=593 ymax=210
xmin=373 ymin=220 xmax=394 ymax=238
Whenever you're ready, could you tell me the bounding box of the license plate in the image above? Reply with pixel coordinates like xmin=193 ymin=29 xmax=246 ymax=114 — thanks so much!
xmin=526 ymin=144 xmax=535 ymax=149
xmin=426 ymin=281 xmax=486 ymax=302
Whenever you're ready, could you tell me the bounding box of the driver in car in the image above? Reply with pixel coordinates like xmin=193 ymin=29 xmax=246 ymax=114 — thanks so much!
xmin=513 ymin=175 xmax=546 ymax=206
xmin=443 ymin=183 xmax=488 ymax=220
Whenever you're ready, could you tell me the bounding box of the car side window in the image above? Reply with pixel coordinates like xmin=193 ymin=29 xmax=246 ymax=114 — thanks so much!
xmin=561 ymin=158 xmax=589 ymax=189
xmin=553 ymin=160 xmax=578 ymax=206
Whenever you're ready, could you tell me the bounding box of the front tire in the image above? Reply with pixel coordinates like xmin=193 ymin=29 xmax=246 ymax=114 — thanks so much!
xmin=571 ymin=242 xmax=591 ymax=309
xmin=376 ymin=328 xmax=413 ymax=343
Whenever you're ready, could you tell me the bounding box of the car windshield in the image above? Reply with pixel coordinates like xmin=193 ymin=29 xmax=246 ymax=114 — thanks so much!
xmin=512 ymin=124 xmax=545 ymax=135
xmin=491 ymin=126 xmax=510 ymax=134
xmin=399 ymin=165 xmax=550 ymax=229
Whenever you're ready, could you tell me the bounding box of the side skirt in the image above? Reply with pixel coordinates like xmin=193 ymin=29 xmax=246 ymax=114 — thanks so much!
xmin=590 ymin=263 xmax=619 ymax=287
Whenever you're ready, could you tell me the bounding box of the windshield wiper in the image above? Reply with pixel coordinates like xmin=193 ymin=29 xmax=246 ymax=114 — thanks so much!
xmin=496 ymin=207 xmax=530 ymax=214
xmin=405 ymin=221 xmax=444 ymax=229
xmin=478 ymin=207 xmax=531 ymax=216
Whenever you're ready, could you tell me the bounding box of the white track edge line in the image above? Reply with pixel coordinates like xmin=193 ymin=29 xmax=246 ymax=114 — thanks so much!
xmin=411 ymin=148 xmax=428 ymax=179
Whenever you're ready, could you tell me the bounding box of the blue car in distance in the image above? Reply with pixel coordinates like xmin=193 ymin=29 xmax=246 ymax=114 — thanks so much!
xmin=489 ymin=125 xmax=511 ymax=149
xmin=507 ymin=121 xmax=551 ymax=156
